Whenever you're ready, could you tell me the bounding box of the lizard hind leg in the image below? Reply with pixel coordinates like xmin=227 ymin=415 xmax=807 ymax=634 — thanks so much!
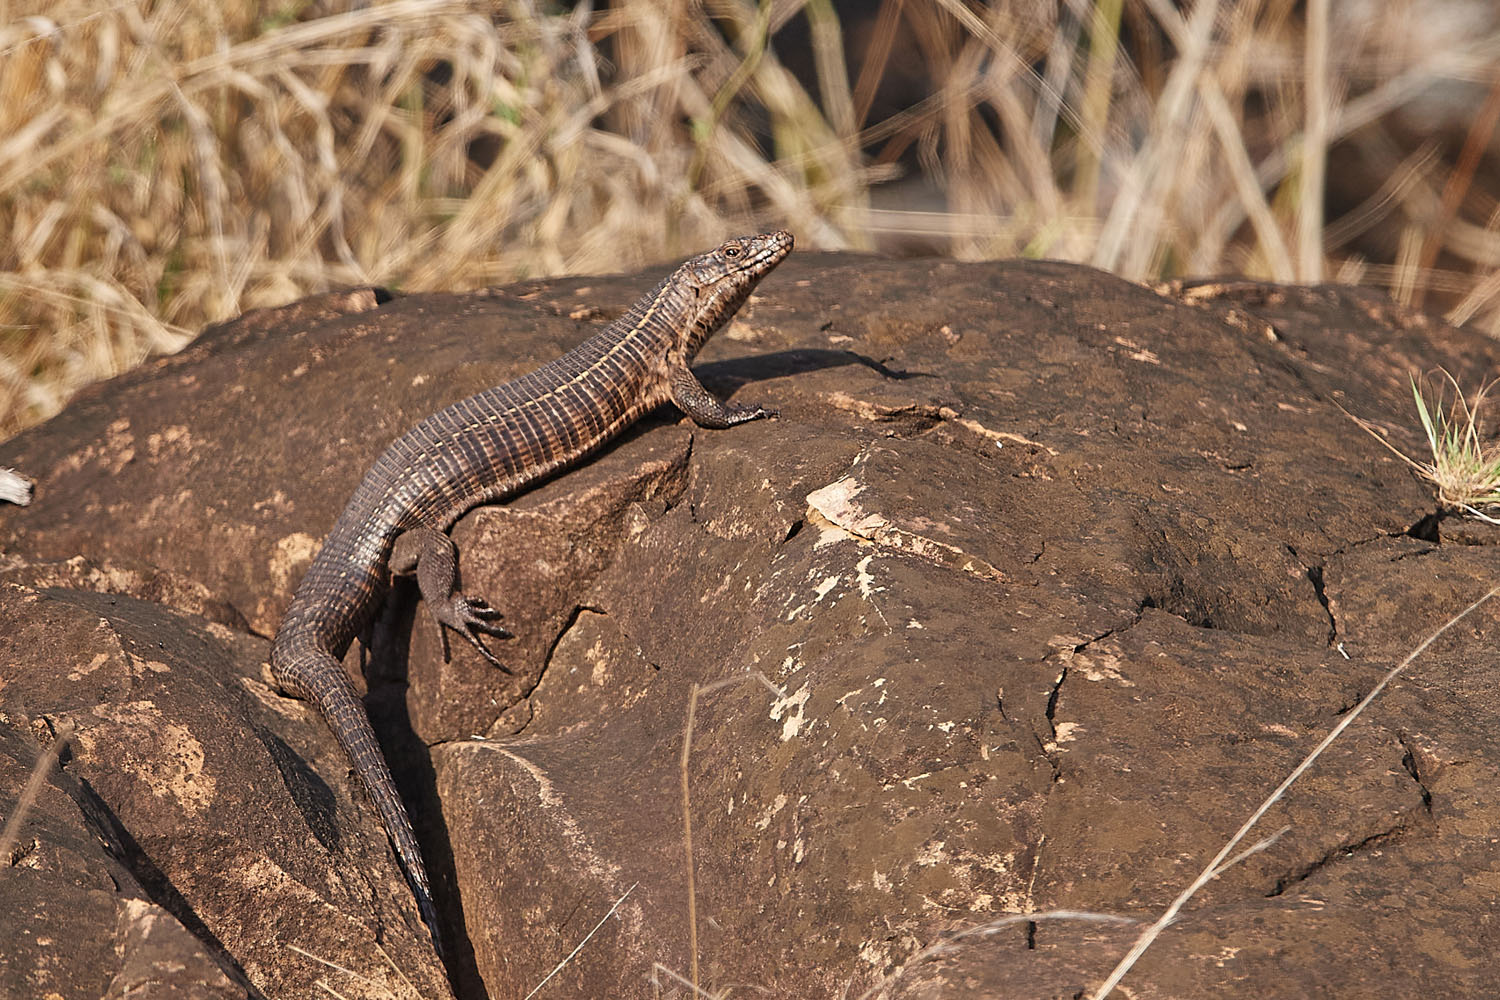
xmin=389 ymin=525 xmax=514 ymax=671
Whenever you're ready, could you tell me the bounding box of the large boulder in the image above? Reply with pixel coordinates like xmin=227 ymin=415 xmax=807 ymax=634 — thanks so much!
xmin=3 ymin=254 xmax=1498 ymax=998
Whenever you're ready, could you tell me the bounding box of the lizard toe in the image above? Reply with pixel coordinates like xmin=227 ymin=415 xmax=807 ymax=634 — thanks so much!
xmin=727 ymin=402 xmax=777 ymax=423
xmin=435 ymin=596 xmax=516 ymax=670
xmin=461 ymin=629 xmax=511 ymax=671
xmin=455 ymin=596 xmax=514 ymax=638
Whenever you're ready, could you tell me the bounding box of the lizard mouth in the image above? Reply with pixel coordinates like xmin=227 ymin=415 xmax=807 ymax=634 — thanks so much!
xmin=736 ymin=229 xmax=793 ymax=273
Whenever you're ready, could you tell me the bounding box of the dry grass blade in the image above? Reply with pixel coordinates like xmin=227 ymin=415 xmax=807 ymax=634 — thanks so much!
xmin=1092 ymin=0 xmax=1219 ymax=276
xmin=679 ymin=672 xmax=786 ymax=993
xmin=522 ymin=882 xmax=638 ymax=1000
xmin=0 ymin=723 xmax=73 ymax=865
xmin=285 ymin=943 xmax=417 ymax=1000
xmin=1087 ymin=584 xmax=1500 ymax=999
xmin=1298 ymin=0 xmax=1330 ymax=282
xmin=856 ymin=910 xmax=1137 ymax=1000
xmin=649 ymin=962 xmax=731 ymax=999
xmin=1412 ymin=74 xmax=1500 ymax=309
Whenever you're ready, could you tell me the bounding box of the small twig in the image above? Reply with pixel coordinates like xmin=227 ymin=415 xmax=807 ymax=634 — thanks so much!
xmin=372 ymin=941 xmax=420 ymax=1000
xmin=286 ymin=945 xmax=390 ymax=994
xmin=650 ymin=962 xmax=730 ymax=999
xmin=288 ymin=942 xmax=423 ymax=1000
xmin=1212 ymin=826 xmax=1290 ymax=879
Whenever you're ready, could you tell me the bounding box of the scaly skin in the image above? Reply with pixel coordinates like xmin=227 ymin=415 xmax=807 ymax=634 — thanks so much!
xmin=270 ymin=231 xmax=793 ymax=956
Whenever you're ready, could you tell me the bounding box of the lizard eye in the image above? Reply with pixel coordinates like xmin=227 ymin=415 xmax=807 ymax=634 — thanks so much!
xmin=723 ymin=245 xmax=741 ymax=258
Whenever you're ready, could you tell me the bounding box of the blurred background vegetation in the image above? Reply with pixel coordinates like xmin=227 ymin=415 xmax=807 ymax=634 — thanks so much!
xmin=2 ymin=0 xmax=1498 ymax=438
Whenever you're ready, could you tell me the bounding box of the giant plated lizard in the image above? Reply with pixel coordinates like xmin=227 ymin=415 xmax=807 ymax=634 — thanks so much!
xmin=270 ymin=231 xmax=793 ymax=955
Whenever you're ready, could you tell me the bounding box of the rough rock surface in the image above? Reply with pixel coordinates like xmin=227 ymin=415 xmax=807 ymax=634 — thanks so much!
xmin=3 ymin=254 xmax=1500 ymax=998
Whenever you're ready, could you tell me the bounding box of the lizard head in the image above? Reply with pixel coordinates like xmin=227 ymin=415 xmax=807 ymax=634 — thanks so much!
xmin=677 ymin=230 xmax=794 ymax=359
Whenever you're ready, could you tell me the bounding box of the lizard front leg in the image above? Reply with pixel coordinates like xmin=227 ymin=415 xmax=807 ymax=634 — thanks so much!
xmin=389 ymin=526 xmax=514 ymax=670
xmin=669 ymin=364 xmax=777 ymax=428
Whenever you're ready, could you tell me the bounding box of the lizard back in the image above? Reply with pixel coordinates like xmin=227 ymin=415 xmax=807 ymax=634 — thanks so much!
xmin=267 ymin=230 xmax=793 ymax=957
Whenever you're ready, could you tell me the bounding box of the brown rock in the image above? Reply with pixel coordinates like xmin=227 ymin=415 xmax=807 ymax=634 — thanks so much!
xmin=0 ymin=721 xmax=248 ymax=998
xmin=0 ymin=584 xmax=450 ymax=999
xmin=3 ymin=255 xmax=1500 ymax=997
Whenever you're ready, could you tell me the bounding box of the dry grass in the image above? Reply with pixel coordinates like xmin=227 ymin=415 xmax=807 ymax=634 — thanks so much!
xmin=3 ymin=0 xmax=1500 ymax=437
xmin=1351 ymin=370 xmax=1500 ymax=521
xmin=0 ymin=722 xmax=71 ymax=866
xmin=286 ymin=940 xmax=423 ymax=1000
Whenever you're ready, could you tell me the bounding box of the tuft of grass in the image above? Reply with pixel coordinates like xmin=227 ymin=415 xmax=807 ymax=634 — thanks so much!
xmin=1354 ymin=371 xmax=1500 ymax=523
xmin=1410 ymin=373 xmax=1500 ymax=519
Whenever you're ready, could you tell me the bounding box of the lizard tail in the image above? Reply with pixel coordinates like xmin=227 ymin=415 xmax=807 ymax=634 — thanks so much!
xmin=271 ymin=644 xmax=444 ymax=957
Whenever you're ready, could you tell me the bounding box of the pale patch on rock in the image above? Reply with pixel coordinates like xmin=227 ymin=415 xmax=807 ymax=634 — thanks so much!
xmin=146 ymin=425 xmax=194 ymax=460
xmin=855 ymin=554 xmax=882 ymax=599
xmin=241 ymin=674 xmax=306 ymax=717
xmin=69 ymin=651 xmax=111 ymax=681
xmin=471 ymin=742 xmax=624 ymax=884
xmin=204 ymin=621 xmax=238 ymax=642
xmin=770 ymin=683 xmax=810 ymax=741
xmin=819 ymin=391 xmax=1057 ymax=453
xmin=806 ymin=473 xmax=1004 ymax=582
xmin=812 ymin=574 xmax=841 ymax=603
xmin=82 ymin=701 xmax=214 ymax=816
xmin=587 ymin=637 xmax=610 ymax=687
xmin=914 ymin=840 xmax=947 ymax=866
xmin=755 ymin=793 xmax=788 ymax=831
xmin=807 ymin=507 xmax=860 ymax=548
xmin=103 ymin=418 xmax=136 ymax=474
xmin=269 ymin=532 xmax=320 ymax=594
xmin=1065 ymin=648 xmax=1136 ymax=686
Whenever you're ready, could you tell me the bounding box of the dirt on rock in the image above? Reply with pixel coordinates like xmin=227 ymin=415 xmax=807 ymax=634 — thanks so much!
xmin=2 ymin=252 xmax=1499 ymax=998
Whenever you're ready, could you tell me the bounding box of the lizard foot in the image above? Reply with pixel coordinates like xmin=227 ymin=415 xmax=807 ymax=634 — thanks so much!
xmin=723 ymin=401 xmax=778 ymax=424
xmin=433 ymin=595 xmax=514 ymax=671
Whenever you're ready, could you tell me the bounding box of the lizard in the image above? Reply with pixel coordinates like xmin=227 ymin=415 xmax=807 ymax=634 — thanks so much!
xmin=269 ymin=230 xmax=793 ymax=957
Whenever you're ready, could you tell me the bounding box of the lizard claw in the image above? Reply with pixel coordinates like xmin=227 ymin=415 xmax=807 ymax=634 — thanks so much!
xmin=433 ymin=595 xmax=514 ymax=671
